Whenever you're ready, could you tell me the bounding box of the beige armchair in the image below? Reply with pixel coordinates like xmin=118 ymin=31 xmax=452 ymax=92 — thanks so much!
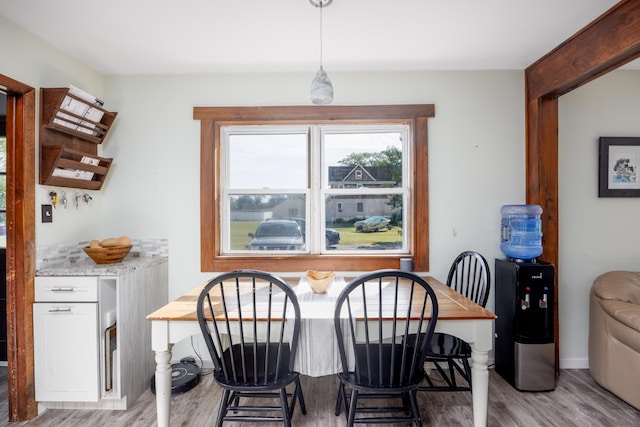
xmin=589 ymin=271 xmax=640 ymax=410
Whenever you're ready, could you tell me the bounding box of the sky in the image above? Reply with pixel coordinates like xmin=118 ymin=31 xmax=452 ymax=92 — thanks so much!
xmin=228 ymin=129 xmax=404 ymax=190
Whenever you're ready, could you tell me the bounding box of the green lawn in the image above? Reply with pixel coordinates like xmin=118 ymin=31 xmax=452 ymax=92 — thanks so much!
xmin=230 ymin=221 xmax=402 ymax=250
xmin=231 ymin=221 xmax=261 ymax=250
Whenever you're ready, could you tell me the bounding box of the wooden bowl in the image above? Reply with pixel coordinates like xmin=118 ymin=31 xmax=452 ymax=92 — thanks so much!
xmin=305 ymin=270 xmax=335 ymax=294
xmin=83 ymin=245 xmax=132 ymax=264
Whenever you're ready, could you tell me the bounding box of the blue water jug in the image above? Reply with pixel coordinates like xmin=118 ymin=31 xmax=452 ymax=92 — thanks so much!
xmin=500 ymin=204 xmax=543 ymax=260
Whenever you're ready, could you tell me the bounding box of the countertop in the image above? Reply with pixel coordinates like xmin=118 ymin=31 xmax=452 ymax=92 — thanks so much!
xmin=36 ymin=255 xmax=168 ymax=276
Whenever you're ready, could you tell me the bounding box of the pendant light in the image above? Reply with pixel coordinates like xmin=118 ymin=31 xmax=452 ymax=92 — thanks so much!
xmin=310 ymin=0 xmax=333 ymax=105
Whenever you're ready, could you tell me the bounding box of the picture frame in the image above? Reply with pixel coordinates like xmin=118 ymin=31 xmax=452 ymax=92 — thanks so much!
xmin=599 ymin=136 xmax=640 ymax=197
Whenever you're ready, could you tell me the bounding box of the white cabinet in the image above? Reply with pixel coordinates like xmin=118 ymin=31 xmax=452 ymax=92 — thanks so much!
xmin=34 ymin=259 xmax=168 ymax=410
xmin=33 ymin=300 xmax=100 ymax=402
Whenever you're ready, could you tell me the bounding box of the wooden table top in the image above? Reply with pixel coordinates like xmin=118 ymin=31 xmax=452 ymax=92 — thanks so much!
xmin=147 ymin=276 xmax=496 ymax=322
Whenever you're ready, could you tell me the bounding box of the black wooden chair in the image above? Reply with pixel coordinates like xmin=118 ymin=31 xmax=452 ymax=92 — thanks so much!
xmin=420 ymin=251 xmax=490 ymax=392
xmin=197 ymin=270 xmax=306 ymax=427
xmin=333 ymin=269 xmax=439 ymax=426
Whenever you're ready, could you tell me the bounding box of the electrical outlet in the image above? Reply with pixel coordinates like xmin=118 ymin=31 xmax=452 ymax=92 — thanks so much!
xmin=41 ymin=204 xmax=53 ymax=223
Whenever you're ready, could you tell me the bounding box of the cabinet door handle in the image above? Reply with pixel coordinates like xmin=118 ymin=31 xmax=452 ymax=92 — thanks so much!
xmin=50 ymin=287 xmax=76 ymax=292
xmin=48 ymin=307 xmax=72 ymax=313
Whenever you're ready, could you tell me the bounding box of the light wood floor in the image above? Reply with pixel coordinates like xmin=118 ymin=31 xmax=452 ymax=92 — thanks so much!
xmin=0 ymin=367 xmax=638 ymax=426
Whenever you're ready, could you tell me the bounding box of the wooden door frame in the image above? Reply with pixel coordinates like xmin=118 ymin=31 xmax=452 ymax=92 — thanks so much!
xmin=525 ymin=0 xmax=640 ymax=372
xmin=1 ymin=74 xmax=37 ymax=421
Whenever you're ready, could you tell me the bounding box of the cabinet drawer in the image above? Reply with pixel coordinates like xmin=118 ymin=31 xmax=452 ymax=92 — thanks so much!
xmin=35 ymin=276 xmax=99 ymax=302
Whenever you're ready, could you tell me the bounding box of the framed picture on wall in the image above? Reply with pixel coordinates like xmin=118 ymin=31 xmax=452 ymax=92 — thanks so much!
xmin=599 ymin=136 xmax=640 ymax=197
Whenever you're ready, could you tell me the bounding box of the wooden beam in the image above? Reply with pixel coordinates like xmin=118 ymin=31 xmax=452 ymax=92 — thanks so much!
xmin=525 ymin=0 xmax=640 ymax=374
xmin=527 ymin=0 xmax=640 ymax=100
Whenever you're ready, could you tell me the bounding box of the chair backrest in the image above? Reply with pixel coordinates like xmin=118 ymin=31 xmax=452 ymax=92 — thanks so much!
xmin=446 ymin=251 xmax=491 ymax=307
xmin=197 ymin=270 xmax=301 ymax=386
xmin=334 ymin=269 xmax=439 ymax=388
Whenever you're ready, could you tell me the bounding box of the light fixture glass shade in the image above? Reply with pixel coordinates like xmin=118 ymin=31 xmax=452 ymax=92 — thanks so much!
xmin=310 ymin=67 xmax=333 ymax=105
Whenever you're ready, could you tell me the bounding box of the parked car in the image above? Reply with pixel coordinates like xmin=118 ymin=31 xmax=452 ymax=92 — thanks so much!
xmin=354 ymin=216 xmax=391 ymax=232
xmin=247 ymin=219 xmax=305 ymax=251
xmin=288 ymin=217 xmax=341 ymax=249
xmin=325 ymin=228 xmax=341 ymax=248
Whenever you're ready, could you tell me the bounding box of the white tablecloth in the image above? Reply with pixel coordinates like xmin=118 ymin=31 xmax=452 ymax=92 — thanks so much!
xmin=293 ymin=275 xmax=347 ymax=377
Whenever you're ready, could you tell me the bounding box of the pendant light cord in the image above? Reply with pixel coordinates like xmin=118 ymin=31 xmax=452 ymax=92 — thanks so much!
xmin=319 ymin=3 xmax=324 ymax=69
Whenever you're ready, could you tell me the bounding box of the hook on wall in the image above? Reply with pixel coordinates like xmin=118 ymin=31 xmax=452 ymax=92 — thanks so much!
xmin=49 ymin=190 xmax=58 ymax=208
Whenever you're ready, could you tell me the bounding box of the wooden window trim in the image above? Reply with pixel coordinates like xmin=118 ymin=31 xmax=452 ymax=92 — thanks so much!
xmin=194 ymin=105 xmax=434 ymax=273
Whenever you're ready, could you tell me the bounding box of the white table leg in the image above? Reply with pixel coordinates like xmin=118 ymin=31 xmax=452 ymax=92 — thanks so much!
xmin=152 ymin=320 xmax=173 ymax=427
xmin=154 ymin=349 xmax=172 ymax=427
xmin=471 ymin=348 xmax=489 ymax=427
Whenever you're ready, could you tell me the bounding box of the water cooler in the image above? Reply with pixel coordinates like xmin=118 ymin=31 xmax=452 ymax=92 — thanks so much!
xmin=495 ymin=259 xmax=555 ymax=391
xmin=495 ymin=204 xmax=556 ymax=391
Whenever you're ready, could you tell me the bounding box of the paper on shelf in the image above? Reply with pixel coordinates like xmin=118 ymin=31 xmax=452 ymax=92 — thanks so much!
xmin=67 ymin=84 xmax=104 ymax=107
xmin=52 ymin=168 xmax=94 ymax=181
xmin=81 ymin=156 xmax=100 ymax=166
xmin=52 ymin=84 xmax=105 ymax=136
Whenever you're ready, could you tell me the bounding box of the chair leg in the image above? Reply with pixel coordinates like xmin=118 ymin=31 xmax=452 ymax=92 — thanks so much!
xmin=215 ymin=389 xmax=231 ymax=427
xmin=279 ymin=387 xmax=292 ymax=427
xmin=462 ymin=357 xmax=472 ymax=389
xmin=228 ymin=391 xmax=240 ymax=414
xmin=294 ymin=377 xmax=307 ymax=415
xmin=447 ymin=359 xmax=458 ymax=387
xmin=341 ymin=383 xmax=350 ymax=421
xmin=335 ymin=382 xmax=343 ymax=415
xmin=346 ymin=389 xmax=359 ymax=427
xmin=408 ymin=391 xmax=423 ymax=427
xmin=433 ymin=360 xmax=454 ymax=387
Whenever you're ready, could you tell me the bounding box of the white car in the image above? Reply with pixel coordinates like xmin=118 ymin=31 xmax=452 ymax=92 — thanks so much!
xmin=354 ymin=216 xmax=391 ymax=232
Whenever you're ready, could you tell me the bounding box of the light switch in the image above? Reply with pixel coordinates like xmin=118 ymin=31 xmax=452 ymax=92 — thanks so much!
xmin=42 ymin=204 xmax=53 ymax=223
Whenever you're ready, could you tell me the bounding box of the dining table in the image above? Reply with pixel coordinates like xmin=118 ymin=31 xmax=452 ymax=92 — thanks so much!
xmin=147 ymin=274 xmax=496 ymax=427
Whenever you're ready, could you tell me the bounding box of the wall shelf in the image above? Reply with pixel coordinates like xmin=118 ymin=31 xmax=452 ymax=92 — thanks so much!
xmin=39 ymin=146 xmax=112 ymax=191
xmin=39 ymin=87 xmax=117 ymax=190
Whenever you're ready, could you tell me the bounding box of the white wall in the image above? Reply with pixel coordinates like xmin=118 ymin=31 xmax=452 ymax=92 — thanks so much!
xmin=102 ymin=71 xmax=526 ymax=302
xmin=558 ymin=70 xmax=640 ymax=368
xmin=0 ymin=15 xmax=107 ymax=246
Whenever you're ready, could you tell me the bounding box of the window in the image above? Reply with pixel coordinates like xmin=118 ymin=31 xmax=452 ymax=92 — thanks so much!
xmin=222 ymin=125 xmax=409 ymax=255
xmin=195 ymin=105 xmax=434 ymax=272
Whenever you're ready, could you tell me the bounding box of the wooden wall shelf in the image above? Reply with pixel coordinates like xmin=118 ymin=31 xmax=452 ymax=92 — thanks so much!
xmin=39 ymin=87 xmax=117 ymax=190
xmin=39 ymin=146 xmax=112 ymax=191
xmin=41 ymin=87 xmax=117 ymax=145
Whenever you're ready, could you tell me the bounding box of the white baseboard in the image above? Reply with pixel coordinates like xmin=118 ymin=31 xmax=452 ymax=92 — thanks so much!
xmin=559 ymin=358 xmax=589 ymax=369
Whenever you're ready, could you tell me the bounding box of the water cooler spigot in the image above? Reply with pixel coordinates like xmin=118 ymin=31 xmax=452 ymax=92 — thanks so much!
xmin=539 ymin=286 xmax=549 ymax=309
xmin=521 ymin=286 xmax=530 ymax=310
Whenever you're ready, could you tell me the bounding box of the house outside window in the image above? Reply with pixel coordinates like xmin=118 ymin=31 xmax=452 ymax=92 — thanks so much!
xmin=195 ymin=105 xmax=434 ymax=273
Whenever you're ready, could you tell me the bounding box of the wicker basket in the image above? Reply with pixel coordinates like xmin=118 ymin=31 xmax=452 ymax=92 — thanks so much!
xmin=83 ymin=245 xmax=132 ymax=264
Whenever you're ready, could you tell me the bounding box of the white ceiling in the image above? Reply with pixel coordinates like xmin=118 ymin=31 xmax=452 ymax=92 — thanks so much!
xmin=1 ymin=0 xmax=636 ymax=75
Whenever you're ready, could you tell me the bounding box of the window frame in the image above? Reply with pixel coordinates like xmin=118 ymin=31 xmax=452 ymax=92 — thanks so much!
xmin=194 ymin=105 xmax=434 ymax=273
